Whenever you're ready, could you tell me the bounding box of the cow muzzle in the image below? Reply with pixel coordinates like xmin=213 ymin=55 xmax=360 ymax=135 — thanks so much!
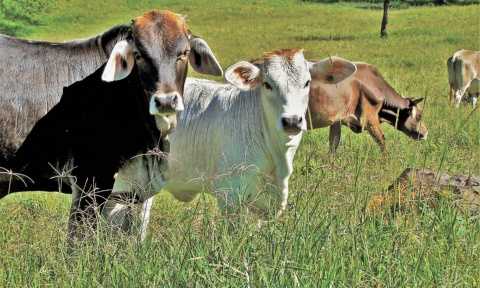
xmin=419 ymin=131 xmax=428 ymax=140
xmin=149 ymin=92 xmax=184 ymax=116
xmin=281 ymin=116 xmax=304 ymax=135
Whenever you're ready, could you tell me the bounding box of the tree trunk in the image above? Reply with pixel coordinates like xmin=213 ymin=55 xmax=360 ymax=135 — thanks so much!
xmin=381 ymin=0 xmax=390 ymax=38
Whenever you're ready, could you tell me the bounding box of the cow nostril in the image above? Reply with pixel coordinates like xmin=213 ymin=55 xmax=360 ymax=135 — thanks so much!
xmin=296 ymin=117 xmax=303 ymax=126
xmin=282 ymin=118 xmax=289 ymax=128
xmin=154 ymin=96 xmax=162 ymax=107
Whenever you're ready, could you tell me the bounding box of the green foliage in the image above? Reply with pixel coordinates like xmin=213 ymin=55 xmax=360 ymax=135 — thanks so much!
xmin=304 ymin=0 xmax=480 ymax=7
xmin=0 ymin=1 xmax=479 ymax=287
xmin=0 ymin=0 xmax=56 ymax=36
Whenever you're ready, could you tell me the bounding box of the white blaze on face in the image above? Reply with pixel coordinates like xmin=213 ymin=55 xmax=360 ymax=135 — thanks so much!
xmin=261 ymin=50 xmax=311 ymax=134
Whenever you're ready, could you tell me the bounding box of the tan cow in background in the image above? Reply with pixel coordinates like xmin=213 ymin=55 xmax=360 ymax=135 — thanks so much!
xmin=307 ymin=61 xmax=428 ymax=152
xmin=447 ymin=50 xmax=480 ymax=107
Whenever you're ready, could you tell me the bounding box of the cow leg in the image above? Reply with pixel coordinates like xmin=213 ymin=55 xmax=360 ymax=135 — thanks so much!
xmin=137 ymin=197 xmax=153 ymax=242
xmin=101 ymin=196 xmax=153 ymax=242
xmin=472 ymin=93 xmax=478 ymax=107
xmin=449 ymin=85 xmax=456 ymax=105
xmin=454 ymin=90 xmax=464 ymax=108
xmin=67 ymin=185 xmax=82 ymax=252
xmin=366 ymin=123 xmax=386 ymax=151
xmin=66 ymin=176 xmax=112 ymax=251
xmin=329 ymin=122 xmax=342 ymax=153
xmin=67 ymin=186 xmax=102 ymax=252
xmin=101 ymin=196 xmax=133 ymax=233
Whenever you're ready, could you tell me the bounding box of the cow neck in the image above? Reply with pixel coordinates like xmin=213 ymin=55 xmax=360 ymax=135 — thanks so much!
xmin=380 ymin=93 xmax=409 ymax=125
xmin=258 ymin=87 xmax=300 ymax=179
xmin=102 ymin=65 xmax=161 ymax=151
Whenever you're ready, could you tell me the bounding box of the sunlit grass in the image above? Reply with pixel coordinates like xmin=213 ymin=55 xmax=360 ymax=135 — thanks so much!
xmin=0 ymin=1 xmax=479 ymax=286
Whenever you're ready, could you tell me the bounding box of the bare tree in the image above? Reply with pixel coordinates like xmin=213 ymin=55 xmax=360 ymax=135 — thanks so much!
xmin=381 ymin=0 xmax=390 ymax=38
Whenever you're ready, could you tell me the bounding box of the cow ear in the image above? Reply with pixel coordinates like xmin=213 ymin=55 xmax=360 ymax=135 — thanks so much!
xmin=101 ymin=40 xmax=135 ymax=82
xmin=225 ymin=61 xmax=261 ymax=90
xmin=310 ymin=56 xmax=356 ymax=85
xmin=188 ymin=35 xmax=223 ymax=76
xmin=411 ymin=98 xmax=424 ymax=106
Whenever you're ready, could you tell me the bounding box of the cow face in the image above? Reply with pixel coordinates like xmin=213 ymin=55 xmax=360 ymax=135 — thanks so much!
xmin=101 ymin=10 xmax=222 ymax=117
xmin=225 ymin=50 xmax=356 ymax=136
xmin=397 ymin=98 xmax=428 ymax=140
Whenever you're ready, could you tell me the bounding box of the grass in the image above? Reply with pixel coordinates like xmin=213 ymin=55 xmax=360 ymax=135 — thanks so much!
xmin=1 ymin=0 xmax=479 ymax=286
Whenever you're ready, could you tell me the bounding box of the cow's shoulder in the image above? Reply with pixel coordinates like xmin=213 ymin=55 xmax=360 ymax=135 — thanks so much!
xmin=352 ymin=62 xmax=387 ymax=105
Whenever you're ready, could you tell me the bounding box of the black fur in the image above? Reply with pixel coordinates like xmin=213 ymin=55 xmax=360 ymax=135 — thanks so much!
xmin=0 ymin=26 xmax=131 ymax=165
xmin=0 ymin=64 xmax=160 ymax=213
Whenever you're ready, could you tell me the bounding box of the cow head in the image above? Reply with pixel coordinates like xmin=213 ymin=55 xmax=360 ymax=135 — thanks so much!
xmin=101 ymin=10 xmax=222 ymax=118
xmin=398 ymin=97 xmax=428 ymax=140
xmin=225 ymin=50 xmax=356 ymax=136
xmin=382 ymin=97 xmax=428 ymax=141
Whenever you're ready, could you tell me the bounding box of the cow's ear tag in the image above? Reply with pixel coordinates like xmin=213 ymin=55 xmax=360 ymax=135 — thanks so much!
xmin=102 ymin=40 xmax=135 ymax=82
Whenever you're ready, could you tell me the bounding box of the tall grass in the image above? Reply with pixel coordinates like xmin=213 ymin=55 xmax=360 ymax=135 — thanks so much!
xmin=0 ymin=1 xmax=479 ymax=286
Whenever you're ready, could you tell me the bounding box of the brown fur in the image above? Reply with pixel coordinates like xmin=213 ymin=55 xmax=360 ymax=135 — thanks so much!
xmin=134 ymin=10 xmax=188 ymax=39
xmin=264 ymin=48 xmax=303 ymax=59
xmin=307 ymin=62 xmax=428 ymax=152
xmin=447 ymin=49 xmax=480 ymax=106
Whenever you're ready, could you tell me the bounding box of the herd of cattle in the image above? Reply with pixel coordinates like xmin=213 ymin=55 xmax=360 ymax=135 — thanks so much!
xmin=0 ymin=10 xmax=478 ymax=246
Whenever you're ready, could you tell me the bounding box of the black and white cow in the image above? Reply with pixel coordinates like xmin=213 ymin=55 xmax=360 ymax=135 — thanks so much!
xmin=105 ymin=50 xmax=356 ymax=236
xmin=0 ymin=10 xmax=222 ymax=245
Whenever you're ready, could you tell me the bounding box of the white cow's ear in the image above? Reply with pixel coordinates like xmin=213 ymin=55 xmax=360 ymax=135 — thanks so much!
xmin=310 ymin=56 xmax=356 ymax=85
xmin=189 ymin=37 xmax=223 ymax=76
xmin=101 ymin=40 xmax=135 ymax=82
xmin=225 ymin=61 xmax=261 ymax=90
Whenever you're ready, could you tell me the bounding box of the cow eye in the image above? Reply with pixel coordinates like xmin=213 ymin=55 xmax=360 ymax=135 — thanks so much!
xmin=133 ymin=52 xmax=142 ymax=60
xmin=304 ymin=80 xmax=311 ymax=88
xmin=183 ymin=49 xmax=191 ymax=57
xmin=263 ymin=82 xmax=272 ymax=90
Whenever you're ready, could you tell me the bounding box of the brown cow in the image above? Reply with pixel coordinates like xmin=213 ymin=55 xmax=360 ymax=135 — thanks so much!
xmin=307 ymin=61 xmax=428 ymax=152
xmin=447 ymin=50 xmax=479 ymax=107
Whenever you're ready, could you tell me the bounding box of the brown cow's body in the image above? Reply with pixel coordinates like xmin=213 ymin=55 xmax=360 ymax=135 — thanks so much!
xmin=447 ymin=50 xmax=480 ymax=107
xmin=307 ymin=62 xmax=428 ymax=152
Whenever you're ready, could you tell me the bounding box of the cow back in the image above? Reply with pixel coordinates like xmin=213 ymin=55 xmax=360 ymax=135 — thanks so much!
xmin=0 ymin=26 xmax=131 ymax=166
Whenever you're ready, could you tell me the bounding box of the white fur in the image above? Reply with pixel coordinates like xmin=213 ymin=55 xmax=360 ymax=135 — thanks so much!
xmin=109 ymin=53 xmax=356 ymax=235
xmin=448 ymin=50 xmax=479 ymax=108
xmin=101 ymin=40 xmax=135 ymax=82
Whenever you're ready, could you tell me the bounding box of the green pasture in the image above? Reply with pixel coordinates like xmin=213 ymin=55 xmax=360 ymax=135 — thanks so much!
xmin=1 ymin=0 xmax=479 ymax=286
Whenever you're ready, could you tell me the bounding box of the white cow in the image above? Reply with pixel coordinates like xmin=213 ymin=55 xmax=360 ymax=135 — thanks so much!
xmin=104 ymin=49 xmax=356 ymax=237
xmin=447 ymin=50 xmax=480 ymax=107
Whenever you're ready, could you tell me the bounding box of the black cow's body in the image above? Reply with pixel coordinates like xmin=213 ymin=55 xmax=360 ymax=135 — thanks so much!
xmin=3 ymin=64 xmax=161 ymax=201
xmin=0 ymin=26 xmax=130 ymax=165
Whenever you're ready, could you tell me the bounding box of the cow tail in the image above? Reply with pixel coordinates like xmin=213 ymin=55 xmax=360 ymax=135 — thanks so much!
xmin=453 ymin=55 xmax=464 ymax=94
xmin=447 ymin=55 xmax=456 ymax=87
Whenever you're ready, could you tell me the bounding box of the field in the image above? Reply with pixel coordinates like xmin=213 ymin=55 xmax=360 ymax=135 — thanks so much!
xmin=1 ymin=0 xmax=479 ymax=286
